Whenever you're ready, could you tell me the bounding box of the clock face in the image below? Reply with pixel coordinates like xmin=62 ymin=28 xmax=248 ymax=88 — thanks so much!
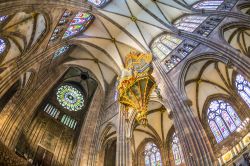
xmin=56 ymin=84 xmax=84 ymax=111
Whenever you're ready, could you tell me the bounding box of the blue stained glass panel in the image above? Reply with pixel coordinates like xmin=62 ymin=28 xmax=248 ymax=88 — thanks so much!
xmin=0 ymin=16 xmax=8 ymax=23
xmin=221 ymin=111 xmax=236 ymax=132
xmin=209 ymin=121 xmax=223 ymax=143
xmin=215 ymin=116 xmax=230 ymax=138
xmin=172 ymin=133 xmax=184 ymax=165
xmin=208 ymin=99 xmax=242 ymax=143
xmin=144 ymin=142 xmax=162 ymax=166
xmin=227 ymin=106 xmax=241 ymax=127
xmin=53 ymin=46 xmax=70 ymax=59
xmin=0 ymin=38 xmax=6 ymax=54
xmin=236 ymin=74 xmax=250 ymax=107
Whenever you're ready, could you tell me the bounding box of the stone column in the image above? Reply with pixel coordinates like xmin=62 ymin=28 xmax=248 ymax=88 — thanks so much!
xmin=116 ymin=105 xmax=133 ymax=166
xmin=153 ymin=61 xmax=216 ymax=166
xmin=73 ymin=86 xmax=104 ymax=166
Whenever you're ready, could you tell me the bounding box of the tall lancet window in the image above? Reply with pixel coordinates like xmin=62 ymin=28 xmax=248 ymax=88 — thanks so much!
xmin=174 ymin=15 xmax=207 ymax=32
xmin=63 ymin=12 xmax=94 ymax=39
xmin=208 ymin=100 xmax=241 ymax=143
xmin=193 ymin=0 xmax=223 ymax=10
xmin=144 ymin=142 xmax=162 ymax=166
xmin=235 ymin=74 xmax=250 ymax=107
xmin=172 ymin=132 xmax=184 ymax=165
xmin=151 ymin=34 xmax=182 ymax=60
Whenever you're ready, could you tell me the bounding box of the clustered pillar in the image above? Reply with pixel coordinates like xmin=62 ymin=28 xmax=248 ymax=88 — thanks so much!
xmin=153 ymin=61 xmax=216 ymax=166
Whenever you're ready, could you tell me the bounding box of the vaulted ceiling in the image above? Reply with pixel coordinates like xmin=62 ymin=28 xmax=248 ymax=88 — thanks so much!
xmin=0 ymin=0 xmax=203 ymax=91
xmin=68 ymin=0 xmax=200 ymax=89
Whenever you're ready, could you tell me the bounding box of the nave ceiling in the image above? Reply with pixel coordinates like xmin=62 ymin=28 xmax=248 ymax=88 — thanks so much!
xmin=0 ymin=0 xmax=204 ymax=92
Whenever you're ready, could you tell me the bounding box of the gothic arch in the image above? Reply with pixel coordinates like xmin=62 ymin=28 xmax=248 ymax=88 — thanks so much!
xmin=13 ymin=66 xmax=100 ymax=165
xmin=201 ymin=95 xmax=248 ymax=158
xmin=135 ymin=138 xmax=163 ymax=166
xmin=165 ymin=126 xmax=181 ymax=166
xmin=181 ymin=56 xmax=250 ymax=121
xmin=221 ymin=23 xmax=250 ymax=58
xmin=0 ymin=1 xmax=90 ymax=14
xmin=0 ymin=10 xmax=51 ymax=63
xmin=97 ymin=123 xmax=117 ymax=166
xmin=178 ymin=53 xmax=229 ymax=99
xmin=237 ymin=3 xmax=250 ymax=15
xmin=132 ymin=101 xmax=173 ymax=166
xmin=98 ymin=123 xmax=117 ymax=151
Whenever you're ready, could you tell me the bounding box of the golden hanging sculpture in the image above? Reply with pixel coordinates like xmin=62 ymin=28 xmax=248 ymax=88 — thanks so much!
xmin=117 ymin=51 xmax=156 ymax=126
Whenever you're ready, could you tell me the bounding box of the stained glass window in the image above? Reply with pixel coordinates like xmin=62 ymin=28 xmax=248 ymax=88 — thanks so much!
xmin=165 ymin=55 xmax=181 ymax=71
xmin=56 ymin=84 xmax=84 ymax=111
xmin=193 ymin=0 xmax=223 ymax=10
xmin=144 ymin=142 xmax=162 ymax=166
xmin=207 ymin=100 xmax=241 ymax=143
xmin=43 ymin=103 xmax=60 ymax=119
xmin=88 ymin=0 xmax=110 ymax=7
xmin=61 ymin=114 xmax=77 ymax=129
xmin=175 ymin=16 xmax=207 ymax=32
xmin=50 ymin=11 xmax=72 ymax=42
xmin=235 ymin=74 xmax=250 ymax=107
xmin=209 ymin=121 xmax=223 ymax=143
xmin=0 ymin=38 xmax=6 ymax=55
xmin=172 ymin=132 xmax=184 ymax=166
xmin=151 ymin=34 xmax=182 ymax=60
xmin=0 ymin=16 xmax=8 ymax=23
xmin=63 ymin=12 xmax=94 ymax=39
xmin=53 ymin=46 xmax=70 ymax=59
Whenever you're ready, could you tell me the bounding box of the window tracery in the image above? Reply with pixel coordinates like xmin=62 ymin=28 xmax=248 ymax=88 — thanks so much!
xmin=144 ymin=142 xmax=162 ymax=166
xmin=207 ymin=100 xmax=241 ymax=143
xmin=193 ymin=0 xmax=224 ymax=10
xmin=172 ymin=132 xmax=184 ymax=165
xmin=193 ymin=0 xmax=237 ymax=11
xmin=61 ymin=114 xmax=77 ymax=129
xmin=175 ymin=14 xmax=224 ymax=37
xmin=151 ymin=33 xmax=196 ymax=72
xmin=235 ymin=74 xmax=250 ymax=107
xmin=151 ymin=34 xmax=182 ymax=60
xmin=50 ymin=11 xmax=72 ymax=43
xmin=175 ymin=16 xmax=207 ymax=32
xmin=56 ymin=84 xmax=85 ymax=111
xmin=53 ymin=46 xmax=70 ymax=59
xmin=63 ymin=12 xmax=94 ymax=39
